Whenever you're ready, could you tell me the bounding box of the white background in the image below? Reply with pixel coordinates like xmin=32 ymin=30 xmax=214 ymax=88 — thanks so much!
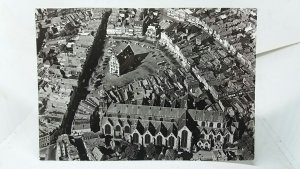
xmin=0 ymin=0 xmax=300 ymax=169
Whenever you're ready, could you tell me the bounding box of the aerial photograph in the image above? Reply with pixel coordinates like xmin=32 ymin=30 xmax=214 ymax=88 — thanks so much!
xmin=36 ymin=8 xmax=256 ymax=161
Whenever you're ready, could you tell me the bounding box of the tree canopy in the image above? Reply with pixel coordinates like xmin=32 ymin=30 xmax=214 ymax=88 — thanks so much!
xmin=237 ymin=134 xmax=254 ymax=160
xmin=165 ymin=149 xmax=176 ymax=160
xmin=145 ymin=143 xmax=156 ymax=159
xmin=124 ymin=144 xmax=139 ymax=160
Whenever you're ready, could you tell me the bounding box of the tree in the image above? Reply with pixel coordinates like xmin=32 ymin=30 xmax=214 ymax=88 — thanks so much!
xmin=90 ymin=107 xmax=100 ymax=132
xmin=98 ymin=145 xmax=114 ymax=159
xmin=39 ymin=51 xmax=46 ymax=59
xmin=156 ymin=146 xmax=167 ymax=160
xmin=120 ymin=140 xmax=130 ymax=150
xmin=104 ymin=135 xmax=113 ymax=147
xmin=124 ymin=144 xmax=139 ymax=160
xmin=114 ymin=141 xmax=122 ymax=154
xmin=145 ymin=143 xmax=156 ymax=159
xmin=157 ymin=153 xmax=165 ymax=160
xmin=137 ymin=146 xmax=146 ymax=160
xmin=238 ymin=116 xmax=247 ymax=139
xmin=181 ymin=151 xmax=193 ymax=160
xmin=165 ymin=149 xmax=176 ymax=160
xmin=237 ymin=134 xmax=254 ymax=160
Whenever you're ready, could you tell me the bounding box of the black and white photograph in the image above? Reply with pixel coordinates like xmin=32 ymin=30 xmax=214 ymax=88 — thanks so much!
xmin=36 ymin=8 xmax=256 ymax=161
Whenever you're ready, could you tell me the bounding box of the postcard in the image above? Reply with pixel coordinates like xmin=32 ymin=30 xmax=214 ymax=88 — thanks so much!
xmin=36 ymin=8 xmax=256 ymax=161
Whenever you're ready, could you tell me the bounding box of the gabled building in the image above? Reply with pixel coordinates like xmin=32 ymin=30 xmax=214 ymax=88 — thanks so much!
xmin=133 ymin=20 xmax=143 ymax=36
xmin=100 ymin=103 xmax=236 ymax=152
xmin=108 ymin=55 xmax=120 ymax=76
xmin=145 ymin=25 xmax=157 ymax=39
xmin=115 ymin=44 xmax=149 ymax=75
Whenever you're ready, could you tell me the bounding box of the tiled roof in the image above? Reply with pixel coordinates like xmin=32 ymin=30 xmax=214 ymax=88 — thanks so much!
xmin=167 ymin=123 xmax=178 ymax=136
xmin=197 ymin=126 xmax=232 ymax=136
xmin=155 ymin=122 xmax=168 ymax=136
xmin=105 ymin=104 xmax=226 ymax=136
xmin=107 ymin=103 xmax=186 ymax=119
xmin=136 ymin=120 xmax=145 ymax=134
xmin=188 ymin=109 xmax=224 ymax=122
xmin=144 ymin=121 xmax=157 ymax=136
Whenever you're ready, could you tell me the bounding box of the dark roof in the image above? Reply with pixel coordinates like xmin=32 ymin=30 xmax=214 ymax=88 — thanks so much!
xmin=177 ymin=111 xmax=200 ymax=132
xmin=155 ymin=122 xmax=168 ymax=136
xmin=144 ymin=121 xmax=157 ymax=136
xmin=102 ymin=117 xmax=129 ymax=127
xmin=115 ymin=43 xmax=148 ymax=56
xmin=167 ymin=123 xmax=178 ymax=136
xmin=197 ymin=126 xmax=228 ymax=135
xmin=177 ymin=111 xmax=188 ymax=130
xmin=127 ymin=44 xmax=149 ymax=55
xmin=136 ymin=120 xmax=145 ymax=134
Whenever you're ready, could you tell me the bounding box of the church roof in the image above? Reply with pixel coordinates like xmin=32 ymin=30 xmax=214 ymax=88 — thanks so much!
xmin=167 ymin=123 xmax=178 ymax=136
xmin=136 ymin=120 xmax=145 ymax=134
xmin=107 ymin=103 xmax=186 ymax=120
xmin=144 ymin=121 xmax=157 ymax=136
xmin=155 ymin=122 xmax=168 ymax=137
xmin=104 ymin=104 xmax=227 ymax=136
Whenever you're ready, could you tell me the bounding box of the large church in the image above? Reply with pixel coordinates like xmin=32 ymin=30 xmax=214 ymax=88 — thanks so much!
xmin=100 ymin=103 xmax=238 ymax=152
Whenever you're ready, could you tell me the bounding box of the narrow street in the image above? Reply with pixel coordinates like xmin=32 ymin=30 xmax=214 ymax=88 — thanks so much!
xmin=59 ymin=9 xmax=112 ymax=135
xmin=46 ymin=144 xmax=56 ymax=160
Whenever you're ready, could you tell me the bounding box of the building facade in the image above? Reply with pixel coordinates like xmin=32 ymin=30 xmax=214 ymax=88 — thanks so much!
xmin=145 ymin=25 xmax=157 ymax=39
xmin=39 ymin=133 xmax=50 ymax=148
xmin=100 ymin=103 xmax=236 ymax=152
xmin=108 ymin=55 xmax=120 ymax=76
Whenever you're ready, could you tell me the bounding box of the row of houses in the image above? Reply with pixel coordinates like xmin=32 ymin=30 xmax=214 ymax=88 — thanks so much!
xmin=107 ymin=21 xmax=143 ymax=36
xmin=39 ymin=132 xmax=50 ymax=148
xmin=166 ymin=8 xmax=254 ymax=73
xmin=107 ymin=8 xmax=144 ymax=37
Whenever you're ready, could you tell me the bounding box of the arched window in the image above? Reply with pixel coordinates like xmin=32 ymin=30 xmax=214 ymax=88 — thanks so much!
xmin=171 ymin=119 xmax=175 ymax=122
xmin=209 ymin=122 xmax=213 ymax=127
xmin=133 ymin=133 xmax=139 ymax=143
xmin=145 ymin=134 xmax=151 ymax=144
xmin=181 ymin=130 xmax=188 ymax=148
xmin=217 ymin=123 xmax=221 ymax=128
xmin=127 ymin=115 xmax=130 ymax=119
xmin=209 ymin=134 xmax=214 ymax=140
xmin=116 ymin=125 xmax=121 ymax=131
xmin=224 ymin=134 xmax=230 ymax=143
xmin=169 ymin=136 xmax=175 ymax=147
xmin=124 ymin=126 xmax=130 ymax=133
xmin=115 ymin=125 xmax=121 ymax=138
xmin=201 ymin=121 xmax=206 ymax=127
xmin=105 ymin=124 xmax=111 ymax=135
xmin=157 ymin=135 xmax=163 ymax=146
xmin=216 ymin=135 xmax=221 ymax=141
xmin=160 ymin=118 xmax=163 ymax=121
xmin=200 ymin=133 xmax=205 ymax=139
xmin=205 ymin=142 xmax=209 ymax=149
